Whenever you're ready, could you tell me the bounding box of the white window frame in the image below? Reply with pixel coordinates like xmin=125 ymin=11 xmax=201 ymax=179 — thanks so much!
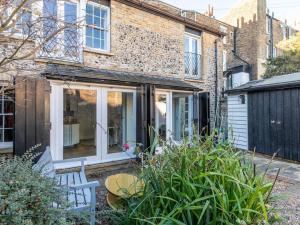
xmin=84 ymin=1 xmax=110 ymax=52
xmin=266 ymin=44 xmax=270 ymax=58
xmin=184 ymin=33 xmax=201 ymax=79
xmin=273 ymin=46 xmax=277 ymax=58
xmin=223 ymin=50 xmax=227 ymax=71
xmin=223 ymin=35 xmax=227 ymax=45
xmin=50 ymin=81 xmax=136 ymax=168
xmin=40 ymin=0 xmax=82 ymax=62
xmin=266 ymin=16 xmax=271 ymax=34
xmin=0 ymin=90 xmax=13 ymax=149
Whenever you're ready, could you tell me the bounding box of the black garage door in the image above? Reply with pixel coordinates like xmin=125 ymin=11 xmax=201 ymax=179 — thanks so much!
xmin=248 ymin=88 xmax=300 ymax=161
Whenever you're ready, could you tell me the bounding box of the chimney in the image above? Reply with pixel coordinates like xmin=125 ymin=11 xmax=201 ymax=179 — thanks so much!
xmin=205 ymin=4 xmax=214 ymax=17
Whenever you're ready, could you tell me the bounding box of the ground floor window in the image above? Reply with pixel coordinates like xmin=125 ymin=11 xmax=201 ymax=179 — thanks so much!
xmin=0 ymin=89 xmax=13 ymax=149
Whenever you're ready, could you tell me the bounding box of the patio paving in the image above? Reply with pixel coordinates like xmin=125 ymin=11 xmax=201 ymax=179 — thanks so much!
xmin=251 ymin=153 xmax=300 ymax=182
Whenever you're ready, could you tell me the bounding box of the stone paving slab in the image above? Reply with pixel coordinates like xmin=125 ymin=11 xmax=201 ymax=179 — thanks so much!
xmin=251 ymin=154 xmax=300 ymax=182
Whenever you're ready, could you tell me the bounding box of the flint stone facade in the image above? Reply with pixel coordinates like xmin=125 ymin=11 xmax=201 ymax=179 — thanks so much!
xmin=1 ymin=0 xmax=228 ymax=132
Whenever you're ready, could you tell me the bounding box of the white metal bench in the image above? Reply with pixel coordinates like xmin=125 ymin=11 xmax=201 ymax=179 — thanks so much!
xmin=34 ymin=147 xmax=99 ymax=225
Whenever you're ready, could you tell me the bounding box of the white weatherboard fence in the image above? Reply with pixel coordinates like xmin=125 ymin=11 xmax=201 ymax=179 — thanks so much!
xmin=227 ymin=94 xmax=248 ymax=150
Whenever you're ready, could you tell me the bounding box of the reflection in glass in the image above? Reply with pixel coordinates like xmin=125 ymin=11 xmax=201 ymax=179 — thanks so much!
xmin=155 ymin=94 xmax=167 ymax=141
xmin=172 ymin=93 xmax=193 ymax=141
xmin=63 ymin=89 xmax=96 ymax=159
xmin=107 ymin=91 xmax=135 ymax=154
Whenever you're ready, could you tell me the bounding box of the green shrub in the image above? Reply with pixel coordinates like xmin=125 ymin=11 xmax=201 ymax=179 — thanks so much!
xmin=112 ymin=135 xmax=276 ymax=225
xmin=0 ymin=151 xmax=72 ymax=225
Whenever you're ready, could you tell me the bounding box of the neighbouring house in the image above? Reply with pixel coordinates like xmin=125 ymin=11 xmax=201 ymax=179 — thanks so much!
xmin=222 ymin=0 xmax=298 ymax=82
xmin=227 ymin=72 xmax=300 ymax=162
xmin=0 ymin=0 xmax=233 ymax=168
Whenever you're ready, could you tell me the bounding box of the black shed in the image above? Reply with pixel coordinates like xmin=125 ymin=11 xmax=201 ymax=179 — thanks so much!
xmin=227 ymin=72 xmax=300 ymax=162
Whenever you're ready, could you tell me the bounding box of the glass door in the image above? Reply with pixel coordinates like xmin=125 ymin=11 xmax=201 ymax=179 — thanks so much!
xmin=155 ymin=91 xmax=171 ymax=152
xmin=63 ymin=88 xmax=97 ymax=160
xmin=50 ymin=83 xmax=137 ymax=164
xmin=101 ymin=88 xmax=136 ymax=160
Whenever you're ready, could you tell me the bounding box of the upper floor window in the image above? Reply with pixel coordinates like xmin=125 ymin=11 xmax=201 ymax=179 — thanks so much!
xmin=41 ymin=0 xmax=80 ymax=62
xmin=266 ymin=43 xmax=271 ymax=58
xmin=15 ymin=9 xmax=32 ymax=35
xmin=184 ymin=33 xmax=201 ymax=79
xmin=0 ymin=89 xmax=14 ymax=149
xmin=223 ymin=50 xmax=227 ymax=71
xmin=273 ymin=47 xmax=277 ymax=58
xmin=85 ymin=2 xmax=110 ymax=51
xmin=266 ymin=16 xmax=271 ymax=34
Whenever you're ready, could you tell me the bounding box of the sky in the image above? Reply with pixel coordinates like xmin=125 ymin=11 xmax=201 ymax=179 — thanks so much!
xmin=162 ymin=0 xmax=300 ymax=27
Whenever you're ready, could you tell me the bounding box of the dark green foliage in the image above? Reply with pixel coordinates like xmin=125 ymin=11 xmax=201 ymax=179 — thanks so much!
xmin=263 ymin=52 xmax=300 ymax=78
xmin=0 ymin=152 xmax=71 ymax=225
xmin=112 ymin=136 xmax=276 ymax=225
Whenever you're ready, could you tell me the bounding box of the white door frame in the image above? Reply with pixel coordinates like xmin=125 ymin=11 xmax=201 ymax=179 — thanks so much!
xmin=101 ymin=87 xmax=137 ymax=161
xmin=50 ymin=82 xmax=136 ymax=168
xmin=155 ymin=90 xmax=172 ymax=143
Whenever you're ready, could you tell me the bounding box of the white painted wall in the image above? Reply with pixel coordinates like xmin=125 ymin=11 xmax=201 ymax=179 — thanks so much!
xmin=232 ymin=72 xmax=250 ymax=88
xmin=227 ymin=94 xmax=248 ymax=150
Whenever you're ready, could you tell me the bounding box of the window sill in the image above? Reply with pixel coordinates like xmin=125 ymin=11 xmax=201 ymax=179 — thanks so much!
xmin=35 ymin=58 xmax=83 ymax=67
xmin=184 ymin=77 xmax=204 ymax=83
xmin=84 ymin=47 xmax=114 ymax=56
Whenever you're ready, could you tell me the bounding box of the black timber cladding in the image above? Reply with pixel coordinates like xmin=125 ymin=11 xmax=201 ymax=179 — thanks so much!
xmin=248 ymin=88 xmax=300 ymax=161
xmin=41 ymin=64 xmax=201 ymax=91
xmin=14 ymin=77 xmax=51 ymax=158
xmin=229 ymin=72 xmax=300 ymax=162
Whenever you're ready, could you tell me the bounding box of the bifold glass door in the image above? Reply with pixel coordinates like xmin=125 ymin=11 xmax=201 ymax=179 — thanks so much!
xmin=63 ymin=89 xmax=97 ymax=159
xmin=50 ymin=84 xmax=136 ymax=163
xmin=102 ymin=90 xmax=136 ymax=160
xmin=155 ymin=91 xmax=194 ymax=146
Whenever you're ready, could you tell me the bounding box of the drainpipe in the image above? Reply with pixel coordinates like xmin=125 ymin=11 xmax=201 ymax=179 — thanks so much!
xmin=270 ymin=12 xmax=274 ymax=58
xmin=214 ymin=39 xmax=219 ymax=129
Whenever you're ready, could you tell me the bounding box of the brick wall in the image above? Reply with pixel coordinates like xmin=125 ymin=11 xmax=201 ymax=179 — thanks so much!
xmin=223 ymin=0 xmax=298 ymax=80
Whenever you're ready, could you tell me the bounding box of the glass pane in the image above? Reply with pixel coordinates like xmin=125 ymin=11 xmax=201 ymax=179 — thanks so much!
xmin=63 ymin=89 xmax=97 ymax=159
xmin=184 ymin=37 xmax=189 ymax=52
xmin=172 ymin=93 xmax=193 ymax=141
xmin=4 ymin=129 xmax=13 ymax=142
xmin=86 ymin=4 xmax=93 ymax=15
xmin=0 ymin=129 xmax=3 ymax=142
xmin=86 ymin=36 xmax=93 ymax=47
xmin=4 ymin=115 xmax=13 ymax=128
xmin=43 ymin=0 xmax=57 ymax=50
xmin=94 ymin=38 xmax=100 ymax=49
xmin=155 ymin=94 xmax=167 ymax=142
xmin=101 ymin=9 xmax=108 ymax=28
xmin=94 ymin=6 xmax=100 ymax=17
xmin=64 ymin=3 xmax=77 ymax=57
xmin=0 ymin=116 xmax=3 ymax=128
xmin=94 ymin=16 xmax=100 ymax=27
xmin=192 ymin=39 xmax=198 ymax=54
xmin=64 ymin=3 xmax=77 ymax=24
xmin=86 ymin=14 xmax=93 ymax=25
xmin=86 ymin=27 xmax=93 ymax=37
xmin=107 ymin=91 xmax=135 ymax=154
xmin=94 ymin=29 xmax=100 ymax=39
